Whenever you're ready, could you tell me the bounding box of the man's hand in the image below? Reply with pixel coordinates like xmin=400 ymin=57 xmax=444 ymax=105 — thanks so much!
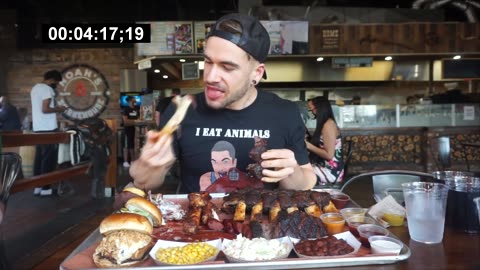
xmin=129 ymin=130 xmax=176 ymax=190
xmin=260 ymin=149 xmax=297 ymax=183
xmin=260 ymin=149 xmax=316 ymax=190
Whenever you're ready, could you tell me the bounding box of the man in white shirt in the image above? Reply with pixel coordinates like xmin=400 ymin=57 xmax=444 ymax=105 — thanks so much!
xmin=30 ymin=70 xmax=67 ymax=196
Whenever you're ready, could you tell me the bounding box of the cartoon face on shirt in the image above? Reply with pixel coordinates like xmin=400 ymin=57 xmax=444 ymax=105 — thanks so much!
xmin=211 ymin=150 xmax=237 ymax=178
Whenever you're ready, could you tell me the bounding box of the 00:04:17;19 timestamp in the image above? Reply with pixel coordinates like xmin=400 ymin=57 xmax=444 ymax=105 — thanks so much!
xmin=42 ymin=24 xmax=151 ymax=43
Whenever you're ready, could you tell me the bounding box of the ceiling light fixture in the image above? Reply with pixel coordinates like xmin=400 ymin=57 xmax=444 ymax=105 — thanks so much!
xmin=163 ymin=75 xmax=168 ymax=79
xmin=179 ymin=59 xmax=186 ymax=62
xmin=316 ymin=57 xmax=324 ymax=62
xmin=154 ymin=69 xmax=160 ymax=73
xmin=453 ymin=55 xmax=461 ymax=60
xmin=385 ymin=56 xmax=393 ymax=61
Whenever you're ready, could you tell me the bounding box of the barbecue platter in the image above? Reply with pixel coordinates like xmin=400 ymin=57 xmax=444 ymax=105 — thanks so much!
xmin=154 ymin=188 xmax=339 ymax=243
xmin=60 ymin=187 xmax=411 ymax=269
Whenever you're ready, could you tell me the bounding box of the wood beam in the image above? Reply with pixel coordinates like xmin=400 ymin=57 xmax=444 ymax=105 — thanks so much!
xmin=1 ymin=132 xmax=71 ymax=147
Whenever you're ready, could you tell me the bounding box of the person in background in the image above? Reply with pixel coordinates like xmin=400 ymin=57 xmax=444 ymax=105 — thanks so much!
xmin=30 ymin=70 xmax=67 ymax=196
xmin=122 ymin=96 xmax=140 ymax=168
xmin=0 ymin=96 xmax=21 ymax=132
xmin=305 ymin=96 xmax=344 ymax=186
xmin=351 ymin=95 xmax=361 ymax=105
xmin=155 ymin=88 xmax=181 ymax=127
xmin=130 ymin=13 xmax=316 ymax=193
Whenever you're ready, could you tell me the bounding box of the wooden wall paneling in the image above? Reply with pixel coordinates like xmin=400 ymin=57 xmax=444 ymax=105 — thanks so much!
xmin=423 ymin=23 xmax=455 ymax=53
xmin=393 ymin=24 xmax=416 ymax=54
xmin=343 ymin=25 xmax=358 ymax=54
xmin=376 ymin=24 xmax=395 ymax=54
xmin=458 ymin=23 xmax=480 ymax=52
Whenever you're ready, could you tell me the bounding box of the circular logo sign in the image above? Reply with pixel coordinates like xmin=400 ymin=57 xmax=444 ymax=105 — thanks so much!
xmin=56 ymin=64 xmax=110 ymax=121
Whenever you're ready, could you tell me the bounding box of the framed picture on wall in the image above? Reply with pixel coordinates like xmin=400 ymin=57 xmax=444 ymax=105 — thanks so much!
xmin=136 ymin=21 xmax=194 ymax=56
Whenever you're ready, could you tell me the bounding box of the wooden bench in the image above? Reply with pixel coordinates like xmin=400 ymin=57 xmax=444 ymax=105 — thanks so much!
xmin=1 ymin=119 xmax=118 ymax=196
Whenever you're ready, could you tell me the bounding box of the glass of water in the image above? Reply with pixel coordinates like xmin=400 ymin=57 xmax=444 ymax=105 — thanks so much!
xmin=402 ymin=182 xmax=449 ymax=244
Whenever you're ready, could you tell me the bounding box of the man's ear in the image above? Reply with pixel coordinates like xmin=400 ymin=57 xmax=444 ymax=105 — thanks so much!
xmin=255 ymin=63 xmax=265 ymax=82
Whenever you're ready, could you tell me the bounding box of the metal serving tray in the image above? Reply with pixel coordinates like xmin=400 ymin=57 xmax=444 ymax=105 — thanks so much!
xmin=60 ymin=191 xmax=411 ymax=270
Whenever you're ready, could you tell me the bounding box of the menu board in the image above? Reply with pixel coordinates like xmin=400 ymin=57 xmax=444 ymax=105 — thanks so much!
xmin=194 ymin=21 xmax=215 ymax=54
xmin=136 ymin=21 xmax=194 ymax=56
xmin=261 ymin=21 xmax=309 ymax=55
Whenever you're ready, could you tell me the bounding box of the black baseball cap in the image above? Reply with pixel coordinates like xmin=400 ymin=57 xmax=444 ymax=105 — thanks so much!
xmin=207 ymin=13 xmax=270 ymax=79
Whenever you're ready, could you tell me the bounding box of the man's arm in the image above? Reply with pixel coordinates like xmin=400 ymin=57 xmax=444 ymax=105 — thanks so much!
xmin=41 ymin=98 xmax=66 ymax=113
xmin=279 ymin=163 xmax=316 ymax=190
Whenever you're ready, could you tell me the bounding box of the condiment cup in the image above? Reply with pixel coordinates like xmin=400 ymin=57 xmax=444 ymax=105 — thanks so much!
xmin=368 ymin=236 xmax=404 ymax=255
xmin=382 ymin=210 xmax=406 ymax=226
xmin=320 ymin=213 xmax=346 ymax=235
xmin=346 ymin=215 xmax=376 ymax=237
xmin=339 ymin=208 xmax=369 ymax=219
xmin=357 ymin=224 xmax=389 ymax=248
xmin=330 ymin=194 xmax=350 ymax=209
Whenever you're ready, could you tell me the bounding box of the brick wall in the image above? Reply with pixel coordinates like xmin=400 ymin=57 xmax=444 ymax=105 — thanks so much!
xmin=4 ymin=48 xmax=135 ymax=125
xmin=1 ymin=11 xmax=135 ymax=125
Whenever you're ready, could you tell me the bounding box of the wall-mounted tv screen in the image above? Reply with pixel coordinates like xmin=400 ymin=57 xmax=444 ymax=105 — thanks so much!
xmin=443 ymin=59 xmax=480 ymax=79
xmin=120 ymin=92 xmax=142 ymax=107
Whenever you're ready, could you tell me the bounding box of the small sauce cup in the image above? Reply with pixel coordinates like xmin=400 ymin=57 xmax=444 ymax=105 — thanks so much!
xmin=357 ymin=224 xmax=389 ymax=248
xmin=382 ymin=210 xmax=406 ymax=226
xmin=339 ymin=208 xmax=369 ymax=219
xmin=330 ymin=194 xmax=351 ymax=209
xmin=320 ymin=213 xmax=346 ymax=235
xmin=368 ymin=236 xmax=403 ymax=255
xmin=346 ymin=215 xmax=376 ymax=237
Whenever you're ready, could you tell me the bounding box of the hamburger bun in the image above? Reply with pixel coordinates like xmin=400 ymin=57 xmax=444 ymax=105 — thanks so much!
xmin=125 ymin=197 xmax=163 ymax=227
xmin=122 ymin=186 xmax=146 ymax=197
xmin=99 ymin=213 xmax=153 ymax=235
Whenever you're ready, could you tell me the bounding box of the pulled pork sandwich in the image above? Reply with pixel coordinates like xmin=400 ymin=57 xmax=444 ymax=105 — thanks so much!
xmin=122 ymin=196 xmax=163 ymax=227
xmin=93 ymin=213 xmax=154 ymax=268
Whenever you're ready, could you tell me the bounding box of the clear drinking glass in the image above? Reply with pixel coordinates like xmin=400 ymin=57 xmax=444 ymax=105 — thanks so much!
xmin=402 ymin=182 xmax=449 ymax=244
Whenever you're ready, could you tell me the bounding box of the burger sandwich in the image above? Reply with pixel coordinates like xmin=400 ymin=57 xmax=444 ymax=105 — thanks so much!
xmin=121 ymin=196 xmax=163 ymax=227
xmin=113 ymin=186 xmax=146 ymax=210
xmin=93 ymin=213 xmax=154 ymax=268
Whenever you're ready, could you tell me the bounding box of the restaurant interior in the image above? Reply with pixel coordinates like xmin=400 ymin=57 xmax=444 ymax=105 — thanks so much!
xmin=0 ymin=0 xmax=479 ymax=269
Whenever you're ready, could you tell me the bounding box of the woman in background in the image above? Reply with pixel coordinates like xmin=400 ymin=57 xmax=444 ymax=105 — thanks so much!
xmin=305 ymin=96 xmax=344 ymax=185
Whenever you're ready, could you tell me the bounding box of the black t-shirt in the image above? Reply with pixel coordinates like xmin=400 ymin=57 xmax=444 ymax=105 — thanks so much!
xmin=122 ymin=106 xmax=140 ymax=131
xmin=159 ymin=90 xmax=309 ymax=193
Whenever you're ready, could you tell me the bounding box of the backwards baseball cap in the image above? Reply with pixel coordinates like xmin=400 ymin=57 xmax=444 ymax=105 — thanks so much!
xmin=207 ymin=13 xmax=270 ymax=79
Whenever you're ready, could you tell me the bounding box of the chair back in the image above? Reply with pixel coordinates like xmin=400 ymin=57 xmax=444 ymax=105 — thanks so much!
xmin=0 ymin=152 xmax=22 ymax=202
xmin=372 ymin=174 xmax=420 ymax=204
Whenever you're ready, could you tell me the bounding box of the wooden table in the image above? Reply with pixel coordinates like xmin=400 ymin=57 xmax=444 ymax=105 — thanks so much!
xmin=317 ymin=226 xmax=480 ymax=270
